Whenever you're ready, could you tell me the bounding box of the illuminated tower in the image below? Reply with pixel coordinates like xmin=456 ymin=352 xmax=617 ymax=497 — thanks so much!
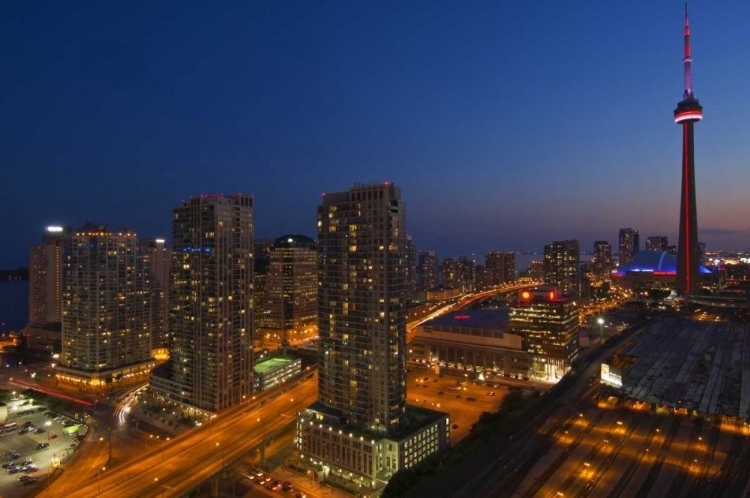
xmin=29 ymin=226 xmax=71 ymax=329
xmin=61 ymin=224 xmax=153 ymax=385
xmin=153 ymin=195 xmax=254 ymax=411
xmin=674 ymin=2 xmax=703 ymax=294
xmin=316 ymin=183 xmax=407 ymax=435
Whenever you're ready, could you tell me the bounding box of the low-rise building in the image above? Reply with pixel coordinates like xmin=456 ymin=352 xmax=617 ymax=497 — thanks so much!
xmin=509 ymin=286 xmax=579 ymax=381
xmin=411 ymin=310 xmax=529 ymax=380
xmin=297 ymin=403 xmax=450 ymax=492
xmin=253 ymin=356 xmax=302 ymax=392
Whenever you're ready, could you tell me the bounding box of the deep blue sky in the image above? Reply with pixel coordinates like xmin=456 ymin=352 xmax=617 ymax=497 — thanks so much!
xmin=2 ymin=1 xmax=750 ymax=267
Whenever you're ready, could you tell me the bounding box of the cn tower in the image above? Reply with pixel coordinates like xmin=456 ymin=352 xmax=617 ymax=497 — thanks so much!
xmin=674 ymin=2 xmax=703 ymax=295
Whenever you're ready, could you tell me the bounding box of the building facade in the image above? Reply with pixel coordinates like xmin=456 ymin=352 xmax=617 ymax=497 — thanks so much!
xmin=544 ymin=240 xmax=580 ymax=298
xmin=417 ymin=250 xmax=439 ymax=292
xmin=298 ymin=183 xmax=449 ymax=491
xmin=441 ymin=256 xmax=476 ymax=292
xmin=474 ymin=264 xmax=489 ymax=290
xmin=139 ymin=238 xmax=171 ymax=349
xmin=405 ymin=236 xmax=417 ymax=299
xmin=28 ymin=226 xmax=71 ymax=329
xmin=151 ymin=194 xmax=254 ymax=412
xmin=486 ymin=251 xmax=516 ymax=287
xmin=618 ymin=228 xmax=640 ymax=266
xmin=646 ymin=236 xmax=669 ymax=252
xmin=510 ymin=286 xmax=579 ymax=381
xmin=442 ymin=257 xmax=459 ymax=290
xmin=456 ymin=257 xmax=476 ymax=292
xmin=59 ymin=224 xmax=154 ymax=385
xmin=593 ymin=241 xmax=612 ymax=278
xmin=258 ymin=235 xmax=317 ymax=345
xmin=527 ymin=260 xmax=545 ymax=280
xmin=411 ymin=310 xmax=529 ymax=380
xmin=253 ymin=356 xmax=302 ymax=392
xmin=315 ymin=183 xmax=407 ymax=434
xmin=253 ymin=238 xmax=274 ymax=344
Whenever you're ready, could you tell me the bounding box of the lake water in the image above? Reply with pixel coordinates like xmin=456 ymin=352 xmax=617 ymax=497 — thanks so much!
xmin=0 ymin=280 xmax=28 ymax=333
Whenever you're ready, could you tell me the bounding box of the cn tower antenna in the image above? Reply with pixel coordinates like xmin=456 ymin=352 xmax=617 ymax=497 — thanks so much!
xmin=682 ymin=1 xmax=694 ymax=99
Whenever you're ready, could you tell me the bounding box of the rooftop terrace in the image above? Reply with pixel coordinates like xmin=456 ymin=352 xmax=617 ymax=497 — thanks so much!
xmin=254 ymin=356 xmax=297 ymax=374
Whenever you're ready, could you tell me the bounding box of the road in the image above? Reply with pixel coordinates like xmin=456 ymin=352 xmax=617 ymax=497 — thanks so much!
xmin=406 ymin=282 xmax=542 ymax=343
xmin=41 ymin=377 xmax=318 ymax=498
xmin=39 ymin=283 xmax=537 ymax=497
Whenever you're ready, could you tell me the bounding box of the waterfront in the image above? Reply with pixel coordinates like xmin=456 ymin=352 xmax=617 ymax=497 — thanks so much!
xmin=0 ymin=280 xmax=28 ymax=333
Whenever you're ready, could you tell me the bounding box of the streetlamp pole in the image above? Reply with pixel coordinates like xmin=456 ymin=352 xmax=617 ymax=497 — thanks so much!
xmin=258 ymin=417 xmax=267 ymax=463
xmin=108 ymin=429 xmax=113 ymax=463
xmin=216 ymin=442 xmax=225 ymax=470
xmin=98 ymin=466 xmax=105 ymax=494
xmin=161 ymin=437 xmax=170 ymax=462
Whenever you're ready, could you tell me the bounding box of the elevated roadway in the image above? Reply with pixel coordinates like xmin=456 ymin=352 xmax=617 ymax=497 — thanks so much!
xmin=42 ymin=377 xmax=318 ymax=498
xmin=45 ymin=281 xmax=540 ymax=497
xmin=406 ymin=281 xmax=542 ymax=343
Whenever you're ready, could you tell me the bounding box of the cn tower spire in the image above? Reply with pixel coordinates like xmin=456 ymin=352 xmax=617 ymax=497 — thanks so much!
xmin=683 ymin=2 xmax=694 ymax=99
xmin=674 ymin=1 xmax=703 ymax=295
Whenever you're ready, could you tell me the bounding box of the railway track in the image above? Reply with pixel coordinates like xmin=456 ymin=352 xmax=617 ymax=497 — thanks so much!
xmin=558 ymin=409 xmax=645 ymax=498
xmin=606 ymin=414 xmax=664 ymax=498
xmin=518 ymin=410 xmax=607 ymax=498
xmin=634 ymin=415 xmax=681 ymax=496
xmin=687 ymin=417 xmax=721 ymax=492
xmin=665 ymin=417 xmax=705 ymax=496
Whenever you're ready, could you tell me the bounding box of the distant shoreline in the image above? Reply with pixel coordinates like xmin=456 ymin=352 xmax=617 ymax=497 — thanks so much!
xmin=0 ymin=268 xmax=28 ymax=281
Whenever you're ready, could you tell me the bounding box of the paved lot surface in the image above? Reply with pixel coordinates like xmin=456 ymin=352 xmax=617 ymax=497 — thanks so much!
xmin=405 ymin=371 xmax=512 ymax=444
xmin=0 ymin=400 xmax=83 ymax=497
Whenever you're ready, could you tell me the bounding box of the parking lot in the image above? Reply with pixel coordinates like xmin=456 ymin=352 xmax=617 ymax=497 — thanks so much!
xmin=406 ymin=371 xmax=511 ymax=444
xmin=0 ymin=398 xmax=84 ymax=497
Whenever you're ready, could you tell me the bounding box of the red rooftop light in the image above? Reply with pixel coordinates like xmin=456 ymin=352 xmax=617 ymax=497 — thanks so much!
xmin=454 ymin=315 xmax=471 ymax=320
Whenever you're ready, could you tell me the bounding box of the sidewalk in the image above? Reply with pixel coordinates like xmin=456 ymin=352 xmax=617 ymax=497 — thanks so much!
xmin=251 ymin=437 xmax=355 ymax=498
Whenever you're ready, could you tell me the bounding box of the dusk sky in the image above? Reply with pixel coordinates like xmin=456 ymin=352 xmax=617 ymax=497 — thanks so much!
xmin=2 ymin=1 xmax=750 ymax=268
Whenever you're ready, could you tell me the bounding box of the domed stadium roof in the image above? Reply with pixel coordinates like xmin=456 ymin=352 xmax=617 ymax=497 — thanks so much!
xmin=273 ymin=234 xmax=316 ymax=249
xmin=615 ymin=250 xmax=712 ymax=276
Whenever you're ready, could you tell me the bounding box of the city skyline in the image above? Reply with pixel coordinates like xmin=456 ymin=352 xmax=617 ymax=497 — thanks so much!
xmin=3 ymin=2 xmax=750 ymax=267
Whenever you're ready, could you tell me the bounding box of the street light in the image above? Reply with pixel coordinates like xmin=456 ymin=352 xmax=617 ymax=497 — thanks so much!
xmin=45 ymin=421 xmax=51 ymax=440
xmin=161 ymin=437 xmax=170 ymax=462
xmin=98 ymin=466 xmax=106 ymax=494
xmin=216 ymin=442 xmax=225 ymax=469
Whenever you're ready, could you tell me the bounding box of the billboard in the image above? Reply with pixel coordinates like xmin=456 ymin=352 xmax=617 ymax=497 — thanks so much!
xmin=600 ymin=363 xmax=622 ymax=388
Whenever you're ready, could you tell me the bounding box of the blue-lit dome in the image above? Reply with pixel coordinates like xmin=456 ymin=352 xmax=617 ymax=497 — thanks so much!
xmin=615 ymin=251 xmax=712 ymax=276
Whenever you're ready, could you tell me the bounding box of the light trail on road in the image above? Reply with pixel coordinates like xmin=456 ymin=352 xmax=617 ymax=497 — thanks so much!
xmin=114 ymin=384 xmax=148 ymax=426
xmin=43 ymin=378 xmax=318 ymax=498
xmin=9 ymin=378 xmax=93 ymax=407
